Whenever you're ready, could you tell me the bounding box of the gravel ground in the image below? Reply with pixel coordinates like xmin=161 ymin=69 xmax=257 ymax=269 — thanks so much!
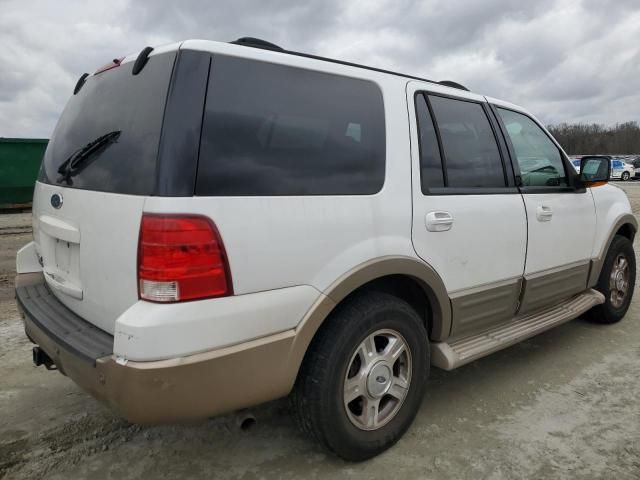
xmin=2 ymin=183 xmax=640 ymax=479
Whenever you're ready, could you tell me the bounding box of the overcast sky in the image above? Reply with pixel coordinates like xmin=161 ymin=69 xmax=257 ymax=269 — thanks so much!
xmin=1 ymin=0 xmax=638 ymax=138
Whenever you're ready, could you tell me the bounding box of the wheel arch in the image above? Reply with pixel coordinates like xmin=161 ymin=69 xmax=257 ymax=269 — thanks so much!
xmin=284 ymin=256 xmax=451 ymax=391
xmin=588 ymin=214 xmax=638 ymax=287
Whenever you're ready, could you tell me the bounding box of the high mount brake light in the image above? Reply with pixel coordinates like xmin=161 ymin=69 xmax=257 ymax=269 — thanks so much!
xmin=137 ymin=214 xmax=232 ymax=303
xmin=94 ymin=57 xmax=124 ymax=75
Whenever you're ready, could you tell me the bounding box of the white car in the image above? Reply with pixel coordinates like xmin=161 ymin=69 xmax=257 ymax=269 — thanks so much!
xmin=15 ymin=37 xmax=637 ymax=461
xmin=610 ymin=158 xmax=634 ymax=181
xmin=571 ymin=158 xmax=582 ymax=173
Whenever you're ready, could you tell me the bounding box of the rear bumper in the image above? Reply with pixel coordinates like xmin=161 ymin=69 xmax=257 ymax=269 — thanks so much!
xmin=16 ymin=273 xmax=301 ymax=423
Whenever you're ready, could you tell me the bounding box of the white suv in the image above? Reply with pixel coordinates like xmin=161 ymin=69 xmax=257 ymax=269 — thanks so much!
xmin=15 ymin=38 xmax=637 ymax=461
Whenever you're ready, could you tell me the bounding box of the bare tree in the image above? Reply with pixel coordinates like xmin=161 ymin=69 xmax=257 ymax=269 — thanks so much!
xmin=547 ymin=122 xmax=640 ymax=155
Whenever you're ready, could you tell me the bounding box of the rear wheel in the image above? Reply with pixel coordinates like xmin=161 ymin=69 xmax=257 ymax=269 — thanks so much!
xmin=291 ymin=291 xmax=429 ymax=461
xmin=622 ymin=171 xmax=631 ymax=181
xmin=586 ymin=235 xmax=635 ymax=323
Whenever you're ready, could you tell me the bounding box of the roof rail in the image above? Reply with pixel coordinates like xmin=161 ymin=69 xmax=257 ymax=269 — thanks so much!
xmin=438 ymin=80 xmax=469 ymax=91
xmin=230 ymin=37 xmax=284 ymax=52
xmin=229 ymin=37 xmax=469 ymax=91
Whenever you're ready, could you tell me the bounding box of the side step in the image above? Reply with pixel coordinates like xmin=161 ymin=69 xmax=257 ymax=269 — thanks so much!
xmin=431 ymin=289 xmax=605 ymax=370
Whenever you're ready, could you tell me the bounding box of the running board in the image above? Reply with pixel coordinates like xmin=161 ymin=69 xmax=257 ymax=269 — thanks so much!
xmin=431 ymin=289 xmax=605 ymax=370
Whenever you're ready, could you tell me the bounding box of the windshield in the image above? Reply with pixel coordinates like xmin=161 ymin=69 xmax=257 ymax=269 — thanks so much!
xmin=39 ymin=51 xmax=176 ymax=195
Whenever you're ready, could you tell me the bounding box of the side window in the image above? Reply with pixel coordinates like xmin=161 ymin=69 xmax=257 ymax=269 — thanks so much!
xmin=197 ymin=55 xmax=386 ymax=196
xmin=428 ymin=95 xmax=505 ymax=188
xmin=415 ymin=94 xmax=444 ymax=190
xmin=496 ymin=108 xmax=568 ymax=188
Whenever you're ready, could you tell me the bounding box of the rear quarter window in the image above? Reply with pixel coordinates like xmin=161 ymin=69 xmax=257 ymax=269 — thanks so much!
xmin=196 ymin=55 xmax=386 ymax=196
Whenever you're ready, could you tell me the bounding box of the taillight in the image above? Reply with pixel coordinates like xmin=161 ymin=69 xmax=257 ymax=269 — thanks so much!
xmin=137 ymin=214 xmax=232 ymax=302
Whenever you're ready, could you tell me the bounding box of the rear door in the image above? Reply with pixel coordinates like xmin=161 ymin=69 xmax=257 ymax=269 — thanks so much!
xmin=492 ymin=106 xmax=596 ymax=314
xmin=408 ymin=83 xmax=527 ymax=338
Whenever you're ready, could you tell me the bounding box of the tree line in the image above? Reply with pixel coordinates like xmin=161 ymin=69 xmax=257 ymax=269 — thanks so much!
xmin=547 ymin=121 xmax=640 ymax=155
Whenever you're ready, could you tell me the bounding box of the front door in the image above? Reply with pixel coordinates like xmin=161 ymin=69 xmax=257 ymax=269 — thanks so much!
xmin=408 ymin=83 xmax=527 ymax=339
xmin=493 ymin=106 xmax=596 ymax=314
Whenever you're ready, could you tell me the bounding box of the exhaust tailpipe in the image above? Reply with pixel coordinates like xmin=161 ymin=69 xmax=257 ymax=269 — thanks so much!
xmin=32 ymin=346 xmax=56 ymax=370
xmin=226 ymin=409 xmax=256 ymax=432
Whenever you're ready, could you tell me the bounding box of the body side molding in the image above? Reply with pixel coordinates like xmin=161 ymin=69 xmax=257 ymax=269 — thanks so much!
xmin=519 ymin=261 xmax=590 ymax=315
xmin=449 ymin=277 xmax=522 ymax=340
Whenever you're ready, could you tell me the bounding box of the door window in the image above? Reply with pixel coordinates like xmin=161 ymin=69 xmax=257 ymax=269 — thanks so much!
xmin=428 ymin=96 xmax=505 ymax=188
xmin=497 ymin=108 xmax=567 ymax=187
xmin=415 ymin=94 xmax=444 ymax=190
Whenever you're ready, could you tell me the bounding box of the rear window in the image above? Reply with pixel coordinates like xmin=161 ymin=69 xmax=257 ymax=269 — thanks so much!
xmin=196 ymin=55 xmax=386 ymax=196
xmin=39 ymin=52 xmax=176 ymax=195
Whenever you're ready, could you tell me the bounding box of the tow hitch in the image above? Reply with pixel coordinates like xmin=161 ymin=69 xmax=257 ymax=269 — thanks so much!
xmin=32 ymin=346 xmax=57 ymax=370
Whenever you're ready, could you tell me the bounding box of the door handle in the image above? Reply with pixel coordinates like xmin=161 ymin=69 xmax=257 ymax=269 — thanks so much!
xmin=536 ymin=205 xmax=553 ymax=222
xmin=425 ymin=211 xmax=453 ymax=232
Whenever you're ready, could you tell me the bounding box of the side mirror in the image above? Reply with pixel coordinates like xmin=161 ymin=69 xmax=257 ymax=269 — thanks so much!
xmin=579 ymin=157 xmax=610 ymax=186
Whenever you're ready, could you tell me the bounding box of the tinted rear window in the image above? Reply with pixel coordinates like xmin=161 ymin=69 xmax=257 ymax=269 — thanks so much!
xmin=39 ymin=52 xmax=176 ymax=195
xmin=196 ymin=55 xmax=385 ymax=196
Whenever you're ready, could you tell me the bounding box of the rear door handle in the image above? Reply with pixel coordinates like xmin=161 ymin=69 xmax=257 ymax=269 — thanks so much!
xmin=536 ymin=205 xmax=553 ymax=222
xmin=425 ymin=211 xmax=453 ymax=232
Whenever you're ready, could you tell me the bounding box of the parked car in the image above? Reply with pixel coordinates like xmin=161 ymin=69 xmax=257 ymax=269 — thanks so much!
xmin=15 ymin=38 xmax=637 ymax=461
xmin=610 ymin=158 xmax=634 ymax=181
xmin=571 ymin=158 xmax=582 ymax=173
xmin=573 ymin=156 xmax=633 ymax=181
xmin=629 ymin=156 xmax=640 ymax=179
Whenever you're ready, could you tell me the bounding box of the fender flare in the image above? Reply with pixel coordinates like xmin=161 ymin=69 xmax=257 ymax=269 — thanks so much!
xmin=282 ymin=256 xmax=451 ymax=391
xmin=588 ymin=213 xmax=638 ymax=287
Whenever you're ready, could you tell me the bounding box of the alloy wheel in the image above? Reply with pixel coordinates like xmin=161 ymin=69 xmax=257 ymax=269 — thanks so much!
xmin=609 ymin=253 xmax=630 ymax=308
xmin=343 ymin=329 xmax=412 ymax=431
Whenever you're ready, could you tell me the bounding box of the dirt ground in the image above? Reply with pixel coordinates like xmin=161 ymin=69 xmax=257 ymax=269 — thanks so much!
xmin=2 ymin=185 xmax=640 ymax=479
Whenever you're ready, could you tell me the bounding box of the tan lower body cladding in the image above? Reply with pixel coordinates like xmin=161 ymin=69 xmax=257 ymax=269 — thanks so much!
xmin=433 ymin=288 xmax=604 ymax=370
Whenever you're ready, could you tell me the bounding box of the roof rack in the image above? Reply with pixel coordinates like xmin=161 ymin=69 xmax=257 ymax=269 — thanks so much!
xmin=230 ymin=37 xmax=284 ymax=52
xmin=438 ymin=80 xmax=469 ymax=91
xmin=230 ymin=37 xmax=469 ymax=91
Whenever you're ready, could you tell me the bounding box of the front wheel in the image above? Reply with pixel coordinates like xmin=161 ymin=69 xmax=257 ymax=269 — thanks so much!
xmin=622 ymin=171 xmax=631 ymax=181
xmin=586 ymin=235 xmax=635 ymax=323
xmin=291 ymin=291 xmax=429 ymax=461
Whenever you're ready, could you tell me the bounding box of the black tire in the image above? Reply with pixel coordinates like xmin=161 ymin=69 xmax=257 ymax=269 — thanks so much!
xmin=291 ymin=291 xmax=429 ymax=461
xmin=622 ymin=171 xmax=631 ymax=181
xmin=586 ymin=235 xmax=635 ymax=324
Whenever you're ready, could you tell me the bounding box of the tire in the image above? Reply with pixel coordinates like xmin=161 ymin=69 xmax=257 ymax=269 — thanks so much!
xmin=291 ymin=291 xmax=429 ymax=461
xmin=586 ymin=235 xmax=635 ymax=324
xmin=622 ymin=171 xmax=630 ymax=181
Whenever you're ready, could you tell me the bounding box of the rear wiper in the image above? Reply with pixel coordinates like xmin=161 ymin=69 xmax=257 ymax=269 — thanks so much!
xmin=57 ymin=130 xmax=121 ymax=185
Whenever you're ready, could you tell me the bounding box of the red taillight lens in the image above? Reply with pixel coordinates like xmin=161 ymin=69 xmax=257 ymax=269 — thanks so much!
xmin=138 ymin=214 xmax=232 ymax=302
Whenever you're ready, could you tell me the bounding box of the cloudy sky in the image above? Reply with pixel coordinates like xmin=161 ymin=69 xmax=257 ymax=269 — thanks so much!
xmin=1 ymin=0 xmax=639 ymax=138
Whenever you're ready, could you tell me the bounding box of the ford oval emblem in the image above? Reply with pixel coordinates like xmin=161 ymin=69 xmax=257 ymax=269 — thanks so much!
xmin=50 ymin=193 xmax=63 ymax=209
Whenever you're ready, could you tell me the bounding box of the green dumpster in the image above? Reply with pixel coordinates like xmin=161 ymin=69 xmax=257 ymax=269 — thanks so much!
xmin=0 ymin=138 xmax=48 ymax=207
